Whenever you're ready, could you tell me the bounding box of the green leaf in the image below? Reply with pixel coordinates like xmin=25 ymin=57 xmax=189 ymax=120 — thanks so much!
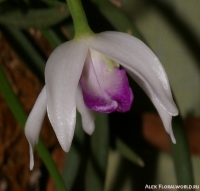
xmin=116 ymin=138 xmax=144 ymax=167
xmin=0 ymin=6 xmax=70 ymax=29
xmin=40 ymin=28 xmax=63 ymax=49
xmin=0 ymin=0 xmax=6 ymax=4
xmin=85 ymin=113 xmax=109 ymax=191
xmin=0 ymin=65 xmax=67 ymax=191
xmin=93 ymin=0 xmax=145 ymax=41
xmin=0 ymin=26 xmax=45 ymax=82
xmin=171 ymin=116 xmax=195 ymax=190
xmin=0 ymin=65 xmax=27 ymax=128
xmin=41 ymin=0 xmax=66 ymax=7
xmin=36 ymin=140 xmax=67 ymax=191
xmin=61 ymin=112 xmax=85 ymax=190
xmin=105 ymin=154 xmax=133 ymax=191
xmin=41 ymin=23 xmax=75 ymax=49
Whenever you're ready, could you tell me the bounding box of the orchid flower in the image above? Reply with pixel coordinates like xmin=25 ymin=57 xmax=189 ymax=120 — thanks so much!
xmin=25 ymin=0 xmax=178 ymax=170
xmin=25 ymin=31 xmax=178 ymax=169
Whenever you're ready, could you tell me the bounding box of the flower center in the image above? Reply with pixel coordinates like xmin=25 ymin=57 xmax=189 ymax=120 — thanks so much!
xmin=79 ymin=49 xmax=134 ymax=113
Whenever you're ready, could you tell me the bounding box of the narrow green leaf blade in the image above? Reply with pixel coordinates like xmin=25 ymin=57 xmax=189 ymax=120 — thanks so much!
xmin=0 ymin=65 xmax=27 ymax=127
xmin=0 ymin=65 xmax=67 ymax=191
xmin=171 ymin=116 xmax=195 ymax=189
xmin=116 ymin=138 xmax=144 ymax=167
xmin=85 ymin=113 xmax=109 ymax=191
xmin=0 ymin=6 xmax=70 ymax=29
xmin=0 ymin=26 xmax=45 ymax=81
xmin=41 ymin=28 xmax=63 ymax=49
xmin=62 ymin=112 xmax=85 ymax=190
xmin=94 ymin=0 xmax=145 ymax=41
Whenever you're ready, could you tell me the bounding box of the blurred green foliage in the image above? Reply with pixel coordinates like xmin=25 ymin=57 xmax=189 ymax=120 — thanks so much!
xmin=0 ymin=0 xmax=199 ymax=191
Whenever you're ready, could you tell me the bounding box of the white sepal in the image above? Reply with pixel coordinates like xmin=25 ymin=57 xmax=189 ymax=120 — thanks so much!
xmin=45 ymin=40 xmax=88 ymax=151
xmin=25 ymin=86 xmax=47 ymax=170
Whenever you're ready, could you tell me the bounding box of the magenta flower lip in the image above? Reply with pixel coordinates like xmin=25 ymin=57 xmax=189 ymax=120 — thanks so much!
xmin=80 ymin=49 xmax=133 ymax=113
xmin=25 ymin=31 xmax=178 ymax=169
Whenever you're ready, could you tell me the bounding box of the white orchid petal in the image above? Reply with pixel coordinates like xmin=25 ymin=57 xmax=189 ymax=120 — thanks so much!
xmin=25 ymin=86 xmax=47 ymax=170
xmin=153 ymin=102 xmax=176 ymax=143
xmin=76 ymin=85 xmax=96 ymax=135
xmin=154 ymin=102 xmax=176 ymax=143
xmin=127 ymin=70 xmax=176 ymax=143
xmin=45 ymin=40 xmax=88 ymax=152
xmin=88 ymin=31 xmax=178 ymax=117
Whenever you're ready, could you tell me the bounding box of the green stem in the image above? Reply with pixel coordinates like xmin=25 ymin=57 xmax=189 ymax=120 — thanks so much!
xmin=66 ymin=0 xmax=93 ymax=38
xmin=0 ymin=65 xmax=67 ymax=191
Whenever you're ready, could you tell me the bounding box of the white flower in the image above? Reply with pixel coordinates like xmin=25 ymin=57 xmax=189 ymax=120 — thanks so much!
xmin=25 ymin=31 xmax=178 ymax=169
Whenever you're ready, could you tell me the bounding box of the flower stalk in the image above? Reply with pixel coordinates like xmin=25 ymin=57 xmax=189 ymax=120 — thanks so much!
xmin=66 ymin=0 xmax=93 ymax=38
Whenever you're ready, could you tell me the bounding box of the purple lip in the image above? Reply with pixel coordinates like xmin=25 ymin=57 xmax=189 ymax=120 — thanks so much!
xmin=80 ymin=50 xmax=133 ymax=113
